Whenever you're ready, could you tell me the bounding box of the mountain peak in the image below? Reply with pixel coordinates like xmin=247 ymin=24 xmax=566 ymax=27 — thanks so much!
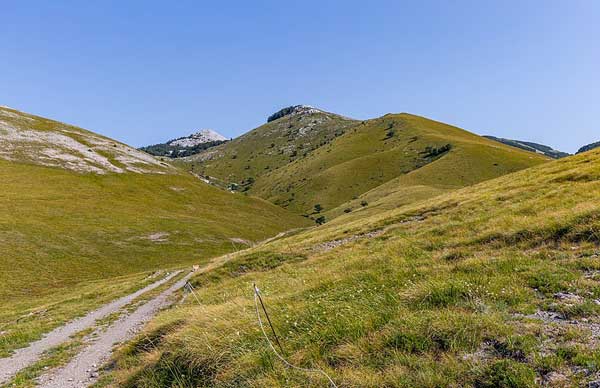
xmin=267 ymin=105 xmax=324 ymax=122
xmin=168 ymin=129 xmax=227 ymax=147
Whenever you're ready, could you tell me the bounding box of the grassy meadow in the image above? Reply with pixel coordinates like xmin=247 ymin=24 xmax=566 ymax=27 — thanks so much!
xmin=100 ymin=148 xmax=600 ymax=387
xmin=0 ymin=159 xmax=309 ymax=301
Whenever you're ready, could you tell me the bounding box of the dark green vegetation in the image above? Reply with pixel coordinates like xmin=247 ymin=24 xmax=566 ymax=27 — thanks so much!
xmin=140 ymin=139 xmax=227 ymax=158
xmin=579 ymin=141 xmax=600 ymax=154
xmin=190 ymin=108 xmax=548 ymax=221
xmin=102 ymin=147 xmax=600 ymax=387
xmin=484 ymin=135 xmax=570 ymax=159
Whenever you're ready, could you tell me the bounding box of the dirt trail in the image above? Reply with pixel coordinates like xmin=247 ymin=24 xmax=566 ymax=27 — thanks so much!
xmin=0 ymin=271 xmax=180 ymax=384
xmin=37 ymin=272 xmax=194 ymax=388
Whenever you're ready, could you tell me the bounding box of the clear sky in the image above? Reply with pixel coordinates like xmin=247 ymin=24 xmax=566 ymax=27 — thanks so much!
xmin=1 ymin=1 xmax=598 ymax=153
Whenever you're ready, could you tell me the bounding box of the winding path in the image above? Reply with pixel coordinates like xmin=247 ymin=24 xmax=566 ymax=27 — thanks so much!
xmin=37 ymin=272 xmax=194 ymax=387
xmin=0 ymin=271 xmax=181 ymax=384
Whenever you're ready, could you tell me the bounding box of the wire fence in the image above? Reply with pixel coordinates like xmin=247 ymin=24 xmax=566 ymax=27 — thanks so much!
xmin=253 ymin=283 xmax=338 ymax=388
xmin=182 ymin=277 xmax=338 ymax=387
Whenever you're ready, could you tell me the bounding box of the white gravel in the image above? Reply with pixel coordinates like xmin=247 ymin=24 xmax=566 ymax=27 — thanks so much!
xmin=37 ymin=272 xmax=194 ymax=388
xmin=0 ymin=271 xmax=180 ymax=384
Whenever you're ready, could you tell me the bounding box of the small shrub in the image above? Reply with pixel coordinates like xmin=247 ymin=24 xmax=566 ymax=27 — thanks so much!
xmin=475 ymin=359 xmax=536 ymax=388
xmin=360 ymin=200 xmax=368 ymax=207
xmin=527 ymin=269 xmax=575 ymax=295
xmin=387 ymin=332 xmax=432 ymax=354
xmin=441 ymin=250 xmax=467 ymax=261
xmin=423 ymin=144 xmax=452 ymax=158
xmin=419 ymin=281 xmax=472 ymax=308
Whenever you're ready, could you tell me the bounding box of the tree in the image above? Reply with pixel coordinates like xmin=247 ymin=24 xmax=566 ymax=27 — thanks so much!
xmin=314 ymin=204 xmax=323 ymax=213
xmin=315 ymin=216 xmax=326 ymax=225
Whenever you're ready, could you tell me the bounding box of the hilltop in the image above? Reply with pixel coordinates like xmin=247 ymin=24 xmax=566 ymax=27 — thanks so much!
xmin=189 ymin=107 xmax=549 ymax=220
xmin=140 ymin=129 xmax=228 ymax=158
xmin=484 ymin=135 xmax=570 ymax=159
xmin=105 ymin=144 xmax=600 ymax=387
xmin=0 ymin=107 xmax=310 ymax=301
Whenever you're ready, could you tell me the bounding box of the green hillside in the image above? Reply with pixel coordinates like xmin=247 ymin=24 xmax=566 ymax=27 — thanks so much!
xmin=192 ymin=109 xmax=549 ymax=219
xmin=185 ymin=105 xmax=358 ymax=191
xmin=322 ymin=114 xmax=551 ymax=220
xmin=0 ymin=107 xmax=310 ymax=302
xmin=105 ymin=147 xmax=600 ymax=387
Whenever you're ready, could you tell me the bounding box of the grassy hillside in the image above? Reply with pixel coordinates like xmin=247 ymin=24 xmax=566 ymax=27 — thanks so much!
xmin=0 ymin=107 xmax=310 ymax=302
xmin=102 ymin=148 xmax=600 ymax=387
xmin=321 ymin=114 xmax=551 ymax=220
xmin=185 ymin=106 xmax=358 ymax=190
xmin=190 ymin=110 xmax=548 ymax=219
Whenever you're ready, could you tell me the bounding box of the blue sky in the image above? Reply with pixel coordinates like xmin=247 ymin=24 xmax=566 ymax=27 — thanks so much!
xmin=1 ymin=1 xmax=598 ymax=153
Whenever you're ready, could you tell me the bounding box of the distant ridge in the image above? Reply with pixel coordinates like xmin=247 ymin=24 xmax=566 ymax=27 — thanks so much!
xmin=484 ymin=135 xmax=569 ymax=159
xmin=577 ymin=141 xmax=600 ymax=154
xmin=141 ymin=129 xmax=228 ymax=158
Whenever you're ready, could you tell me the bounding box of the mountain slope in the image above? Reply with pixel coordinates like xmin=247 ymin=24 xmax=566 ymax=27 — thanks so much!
xmin=192 ymin=109 xmax=549 ymax=219
xmin=0 ymin=107 xmax=310 ymax=301
xmin=107 ymin=146 xmax=600 ymax=387
xmin=578 ymin=141 xmax=600 ymax=154
xmin=140 ymin=129 xmax=228 ymax=158
xmin=186 ymin=105 xmax=358 ymax=189
xmin=484 ymin=135 xmax=570 ymax=159
xmin=0 ymin=106 xmax=173 ymax=174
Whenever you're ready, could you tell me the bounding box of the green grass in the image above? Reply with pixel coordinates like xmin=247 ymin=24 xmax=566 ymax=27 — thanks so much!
xmin=1 ymin=328 xmax=93 ymax=388
xmin=101 ymin=148 xmax=600 ymax=386
xmin=185 ymin=109 xmax=357 ymax=185
xmin=0 ymin=271 xmax=156 ymax=357
xmin=190 ymin=111 xmax=548 ymax=219
xmin=0 ymin=108 xmax=310 ymax=358
xmin=1 ymin=271 xmax=189 ymax=387
xmin=0 ymin=160 xmax=309 ymax=302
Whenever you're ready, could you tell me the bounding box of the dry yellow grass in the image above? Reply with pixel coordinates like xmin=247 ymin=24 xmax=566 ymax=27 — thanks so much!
xmin=100 ymin=149 xmax=600 ymax=386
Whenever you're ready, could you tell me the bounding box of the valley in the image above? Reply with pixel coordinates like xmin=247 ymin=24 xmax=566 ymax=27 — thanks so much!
xmin=2 ymin=3 xmax=598 ymax=386
xmin=1 ymin=105 xmax=599 ymax=387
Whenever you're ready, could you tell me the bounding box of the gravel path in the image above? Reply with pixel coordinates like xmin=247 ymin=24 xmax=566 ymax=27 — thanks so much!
xmin=0 ymin=271 xmax=180 ymax=384
xmin=37 ymin=272 xmax=194 ymax=388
